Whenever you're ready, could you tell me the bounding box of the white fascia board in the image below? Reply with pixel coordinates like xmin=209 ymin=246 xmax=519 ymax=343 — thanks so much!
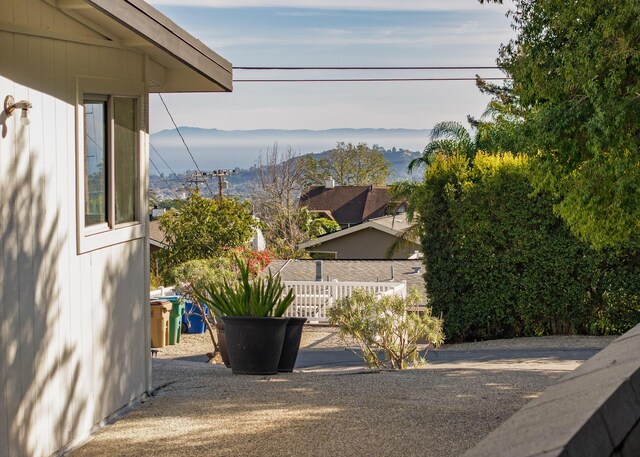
xmin=298 ymin=221 xmax=401 ymax=249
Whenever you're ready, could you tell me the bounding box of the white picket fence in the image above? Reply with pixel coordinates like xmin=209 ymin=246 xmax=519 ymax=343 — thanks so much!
xmin=150 ymin=286 xmax=175 ymax=299
xmin=282 ymin=280 xmax=407 ymax=323
xmin=150 ymin=281 xmax=408 ymax=324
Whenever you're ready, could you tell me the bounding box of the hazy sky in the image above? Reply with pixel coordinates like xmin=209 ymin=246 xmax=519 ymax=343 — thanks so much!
xmin=147 ymin=0 xmax=515 ymax=133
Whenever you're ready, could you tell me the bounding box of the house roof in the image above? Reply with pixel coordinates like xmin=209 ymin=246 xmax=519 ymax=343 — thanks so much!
xmin=368 ymin=213 xmax=413 ymax=232
xmin=54 ymin=0 xmax=232 ymax=92
xmin=300 ymin=185 xmax=392 ymax=227
xmin=266 ymin=259 xmax=426 ymax=289
xmin=148 ymin=220 xmax=167 ymax=248
xmin=298 ymin=213 xmax=415 ymax=249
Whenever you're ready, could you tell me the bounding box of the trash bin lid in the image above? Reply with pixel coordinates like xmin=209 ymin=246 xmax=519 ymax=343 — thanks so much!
xmin=150 ymin=299 xmax=172 ymax=311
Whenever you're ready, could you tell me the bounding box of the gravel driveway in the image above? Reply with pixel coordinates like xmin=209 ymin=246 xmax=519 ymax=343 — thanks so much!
xmin=69 ymin=329 xmax=614 ymax=457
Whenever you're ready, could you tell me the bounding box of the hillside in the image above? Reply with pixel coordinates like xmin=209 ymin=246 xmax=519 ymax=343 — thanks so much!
xmin=149 ymin=127 xmax=430 ymax=171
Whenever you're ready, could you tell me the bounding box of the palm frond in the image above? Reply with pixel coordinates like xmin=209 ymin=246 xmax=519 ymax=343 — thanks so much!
xmin=385 ymin=225 xmax=420 ymax=259
xmin=430 ymin=121 xmax=472 ymax=144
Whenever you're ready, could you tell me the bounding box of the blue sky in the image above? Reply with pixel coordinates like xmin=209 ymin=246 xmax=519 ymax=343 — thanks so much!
xmin=147 ymin=0 xmax=514 ymax=133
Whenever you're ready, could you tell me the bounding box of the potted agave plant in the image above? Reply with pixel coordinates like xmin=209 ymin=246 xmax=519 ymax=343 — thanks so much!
xmin=195 ymin=258 xmax=296 ymax=375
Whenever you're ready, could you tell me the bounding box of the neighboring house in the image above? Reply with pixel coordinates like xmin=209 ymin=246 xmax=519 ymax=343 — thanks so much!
xmin=266 ymin=259 xmax=426 ymax=290
xmin=298 ymin=214 xmax=421 ymax=259
xmin=149 ymin=219 xmax=167 ymax=252
xmin=300 ymin=179 xmax=403 ymax=228
xmin=0 ymin=2 xmax=231 ymax=456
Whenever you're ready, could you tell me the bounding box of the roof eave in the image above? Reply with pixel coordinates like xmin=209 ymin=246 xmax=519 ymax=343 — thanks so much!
xmin=86 ymin=0 xmax=232 ymax=93
xmin=298 ymin=222 xmax=403 ymax=249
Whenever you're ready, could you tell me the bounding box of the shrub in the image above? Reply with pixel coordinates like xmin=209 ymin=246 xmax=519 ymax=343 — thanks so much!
xmin=414 ymin=153 xmax=596 ymax=340
xmin=231 ymin=247 xmax=277 ymax=275
xmin=328 ymin=288 xmax=444 ymax=370
xmin=590 ymin=239 xmax=640 ymax=335
xmin=411 ymin=152 xmax=640 ymax=341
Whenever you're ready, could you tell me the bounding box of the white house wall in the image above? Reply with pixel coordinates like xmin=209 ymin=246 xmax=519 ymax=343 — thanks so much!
xmin=0 ymin=1 xmax=150 ymax=456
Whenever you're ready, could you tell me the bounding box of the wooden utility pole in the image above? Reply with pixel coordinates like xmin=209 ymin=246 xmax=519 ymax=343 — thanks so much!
xmin=186 ymin=171 xmax=208 ymax=191
xmin=210 ymin=169 xmax=238 ymax=199
xmin=187 ymin=169 xmax=238 ymax=198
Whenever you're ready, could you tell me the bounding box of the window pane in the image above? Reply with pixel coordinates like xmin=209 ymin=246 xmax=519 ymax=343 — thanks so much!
xmin=114 ymin=97 xmax=138 ymax=224
xmin=84 ymin=101 xmax=107 ymax=226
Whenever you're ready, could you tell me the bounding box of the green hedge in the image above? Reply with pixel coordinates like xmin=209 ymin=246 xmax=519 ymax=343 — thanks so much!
xmin=413 ymin=152 xmax=639 ymax=341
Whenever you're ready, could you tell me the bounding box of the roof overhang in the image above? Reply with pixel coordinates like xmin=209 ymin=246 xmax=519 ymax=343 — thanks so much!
xmin=308 ymin=210 xmax=336 ymax=222
xmin=298 ymin=221 xmax=405 ymax=249
xmin=50 ymin=0 xmax=232 ymax=93
xmin=150 ymin=239 xmax=167 ymax=249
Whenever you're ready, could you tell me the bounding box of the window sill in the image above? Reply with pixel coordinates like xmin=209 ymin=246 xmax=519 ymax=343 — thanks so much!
xmin=77 ymin=222 xmax=145 ymax=254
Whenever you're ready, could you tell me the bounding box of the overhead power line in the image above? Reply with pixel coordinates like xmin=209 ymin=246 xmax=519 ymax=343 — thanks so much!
xmin=233 ymin=66 xmax=501 ymax=70
xmin=232 ymin=66 xmax=509 ymax=82
xmin=150 ymin=176 xmax=185 ymax=184
xmin=234 ymin=77 xmax=511 ymax=83
xmin=150 ymin=143 xmax=185 ymax=185
xmin=150 ymin=157 xmax=180 ymax=200
xmin=157 ymin=93 xmax=216 ymax=198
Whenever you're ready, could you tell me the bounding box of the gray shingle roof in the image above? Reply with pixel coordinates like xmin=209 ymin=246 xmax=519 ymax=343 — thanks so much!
xmin=149 ymin=220 xmax=166 ymax=247
xmin=266 ymin=259 xmax=426 ymax=290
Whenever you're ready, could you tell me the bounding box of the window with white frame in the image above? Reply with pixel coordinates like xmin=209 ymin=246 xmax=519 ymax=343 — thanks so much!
xmin=79 ymin=94 xmax=143 ymax=253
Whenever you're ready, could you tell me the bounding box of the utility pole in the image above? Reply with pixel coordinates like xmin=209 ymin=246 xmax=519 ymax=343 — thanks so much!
xmin=210 ymin=168 xmax=239 ymax=199
xmin=186 ymin=169 xmax=239 ymax=198
xmin=186 ymin=171 xmax=208 ymax=191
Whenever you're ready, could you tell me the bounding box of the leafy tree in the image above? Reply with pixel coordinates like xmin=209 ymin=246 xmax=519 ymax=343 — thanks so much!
xmin=302 ymin=142 xmax=390 ymax=186
xmin=297 ymin=154 xmax=324 ymax=192
xmin=467 ymin=77 xmax=529 ymax=155
xmin=308 ymin=217 xmax=341 ymax=237
xmin=486 ymin=0 xmax=640 ymax=247
xmin=157 ymin=190 xmax=254 ymax=280
xmin=155 ymin=198 xmax=186 ymax=211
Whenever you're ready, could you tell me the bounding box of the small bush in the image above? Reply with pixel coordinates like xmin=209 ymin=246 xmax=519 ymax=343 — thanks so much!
xmin=328 ymin=288 xmax=444 ymax=370
xmin=172 ymin=258 xmax=239 ymax=355
xmin=172 ymin=258 xmax=237 ymax=302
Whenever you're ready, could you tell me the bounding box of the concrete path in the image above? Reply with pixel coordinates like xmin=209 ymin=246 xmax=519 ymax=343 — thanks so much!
xmin=167 ymin=347 xmax=603 ymax=372
xmin=68 ymin=341 xmax=609 ymax=457
xmin=293 ymin=346 xmax=603 ymax=372
xmin=296 ymin=348 xmax=601 ymax=371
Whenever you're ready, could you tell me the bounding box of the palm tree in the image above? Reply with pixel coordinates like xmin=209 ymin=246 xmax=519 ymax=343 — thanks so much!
xmin=408 ymin=121 xmax=476 ymax=173
xmin=384 ymin=181 xmax=422 ymax=259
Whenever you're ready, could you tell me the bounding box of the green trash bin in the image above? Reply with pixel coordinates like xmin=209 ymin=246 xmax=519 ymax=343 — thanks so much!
xmin=163 ymin=296 xmax=185 ymax=345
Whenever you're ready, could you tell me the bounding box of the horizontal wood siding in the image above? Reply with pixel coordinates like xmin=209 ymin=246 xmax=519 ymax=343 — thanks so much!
xmin=0 ymin=1 xmax=150 ymax=455
xmin=312 ymin=229 xmax=420 ymax=260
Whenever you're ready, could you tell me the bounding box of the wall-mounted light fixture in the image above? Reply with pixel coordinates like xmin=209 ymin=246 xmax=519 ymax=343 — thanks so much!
xmin=4 ymin=95 xmax=32 ymax=126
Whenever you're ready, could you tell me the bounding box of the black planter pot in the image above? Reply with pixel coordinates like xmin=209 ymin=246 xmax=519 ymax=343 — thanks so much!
xmin=278 ymin=317 xmax=307 ymax=372
xmin=222 ymin=316 xmax=289 ymax=375
xmin=215 ymin=322 xmax=231 ymax=368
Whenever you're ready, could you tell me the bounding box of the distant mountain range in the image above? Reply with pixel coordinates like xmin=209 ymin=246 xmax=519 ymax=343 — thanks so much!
xmin=149 ymin=127 xmax=430 ymax=172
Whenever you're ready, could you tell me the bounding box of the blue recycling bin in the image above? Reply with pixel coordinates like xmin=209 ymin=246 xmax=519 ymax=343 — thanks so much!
xmin=182 ymin=301 xmax=208 ymax=334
